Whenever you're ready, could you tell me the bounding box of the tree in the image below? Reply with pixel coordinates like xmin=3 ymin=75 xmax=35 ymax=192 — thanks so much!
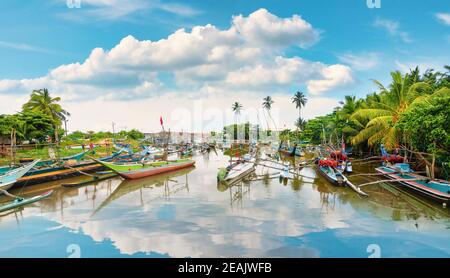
xmin=127 ymin=129 xmax=144 ymax=140
xmin=231 ymin=102 xmax=243 ymax=140
xmin=22 ymin=88 xmax=70 ymax=128
xmin=351 ymin=71 xmax=430 ymax=149
xmin=295 ymin=117 xmax=306 ymax=132
xmin=396 ymin=92 xmax=450 ymax=175
xmin=292 ymin=91 xmax=307 ymax=123
xmin=262 ymin=96 xmax=277 ymax=131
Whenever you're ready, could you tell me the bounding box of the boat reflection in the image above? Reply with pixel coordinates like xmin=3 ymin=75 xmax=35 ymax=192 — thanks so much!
xmin=91 ymin=167 xmax=194 ymax=216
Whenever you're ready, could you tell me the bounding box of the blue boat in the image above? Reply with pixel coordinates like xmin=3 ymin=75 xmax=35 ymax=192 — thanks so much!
xmin=376 ymin=163 xmax=450 ymax=205
xmin=0 ymin=160 xmax=41 ymax=192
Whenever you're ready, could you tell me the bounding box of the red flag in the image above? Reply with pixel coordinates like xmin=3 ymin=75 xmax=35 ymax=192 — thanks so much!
xmin=160 ymin=116 xmax=163 ymax=126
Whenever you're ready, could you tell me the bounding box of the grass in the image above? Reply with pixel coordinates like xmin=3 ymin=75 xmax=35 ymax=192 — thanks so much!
xmin=0 ymin=145 xmax=120 ymax=166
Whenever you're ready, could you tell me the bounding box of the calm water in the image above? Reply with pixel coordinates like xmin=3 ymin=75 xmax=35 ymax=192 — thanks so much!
xmin=0 ymin=150 xmax=449 ymax=258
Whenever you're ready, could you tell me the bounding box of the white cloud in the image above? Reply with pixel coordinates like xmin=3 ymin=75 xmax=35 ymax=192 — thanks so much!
xmin=307 ymin=65 xmax=354 ymax=95
xmin=435 ymin=13 xmax=450 ymax=26
xmin=232 ymin=8 xmax=320 ymax=48
xmin=374 ymin=18 xmax=411 ymax=43
xmin=0 ymin=9 xmax=352 ymax=131
xmin=338 ymin=52 xmax=380 ymax=71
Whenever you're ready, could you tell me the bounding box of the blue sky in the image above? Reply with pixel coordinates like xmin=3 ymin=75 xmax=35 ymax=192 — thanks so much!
xmin=0 ymin=0 xmax=449 ymax=132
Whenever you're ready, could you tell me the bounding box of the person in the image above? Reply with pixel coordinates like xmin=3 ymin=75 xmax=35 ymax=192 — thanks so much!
xmin=89 ymin=142 xmax=95 ymax=154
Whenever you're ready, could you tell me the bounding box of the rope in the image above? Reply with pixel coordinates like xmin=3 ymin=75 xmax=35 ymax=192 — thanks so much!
xmin=0 ymin=188 xmax=21 ymax=199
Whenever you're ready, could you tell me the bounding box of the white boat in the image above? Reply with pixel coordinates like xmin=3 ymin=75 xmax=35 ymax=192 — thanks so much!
xmin=0 ymin=160 xmax=40 ymax=192
xmin=223 ymin=162 xmax=255 ymax=181
xmin=280 ymin=162 xmax=290 ymax=179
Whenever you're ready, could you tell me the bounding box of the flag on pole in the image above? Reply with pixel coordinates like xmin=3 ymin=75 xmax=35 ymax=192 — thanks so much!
xmin=160 ymin=116 xmax=163 ymax=126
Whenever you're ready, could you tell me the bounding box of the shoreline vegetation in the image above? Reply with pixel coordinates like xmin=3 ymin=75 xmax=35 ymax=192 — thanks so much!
xmin=1 ymin=66 xmax=449 ymax=178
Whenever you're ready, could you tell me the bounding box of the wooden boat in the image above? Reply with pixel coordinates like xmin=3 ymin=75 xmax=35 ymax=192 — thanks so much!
xmin=375 ymin=164 xmax=450 ymax=204
xmin=94 ymin=158 xmax=195 ymax=179
xmin=380 ymin=145 xmax=404 ymax=163
xmin=218 ymin=155 xmax=255 ymax=183
xmin=21 ymin=150 xmax=90 ymax=168
xmin=0 ymin=160 xmax=41 ymax=192
xmin=12 ymin=160 xmax=104 ymax=188
xmin=318 ymin=164 xmax=346 ymax=186
xmin=0 ymin=190 xmax=53 ymax=213
xmin=318 ymin=159 xmax=368 ymax=196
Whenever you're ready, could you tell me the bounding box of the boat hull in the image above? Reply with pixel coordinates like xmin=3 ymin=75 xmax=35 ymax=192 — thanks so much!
xmin=375 ymin=166 xmax=450 ymax=203
xmin=13 ymin=162 xmax=104 ymax=188
xmin=224 ymin=163 xmax=255 ymax=182
xmin=118 ymin=161 xmax=195 ymax=179
xmin=317 ymin=165 xmax=345 ymax=187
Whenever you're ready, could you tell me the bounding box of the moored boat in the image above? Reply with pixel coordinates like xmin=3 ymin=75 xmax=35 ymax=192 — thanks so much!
xmin=375 ymin=163 xmax=450 ymax=204
xmin=0 ymin=159 xmax=41 ymax=192
xmin=94 ymin=158 xmax=195 ymax=179
xmin=317 ymin=159 xmax=346 ymax=186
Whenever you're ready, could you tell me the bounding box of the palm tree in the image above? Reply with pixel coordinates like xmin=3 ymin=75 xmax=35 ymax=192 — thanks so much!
xmin=262 ymin=96 xmax=276 ymax=131
xmin=295 ymin=117 xmax=306 ymax=131
xmin=351 ymin=71 xmax=430 ymax=149
xmin=292 ymin=91 xmax=307 ymax=122
xmin=231 ymin=102 xmax=243 ymax=123
xmin=22 ymin=88 xmax=70 ymax=127
xmin=231 ymin=102 xmax=243 ymax=142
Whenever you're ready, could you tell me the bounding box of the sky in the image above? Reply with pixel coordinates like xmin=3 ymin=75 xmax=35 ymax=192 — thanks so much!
xmin=0 ymin=0 xmax=449 ymax=133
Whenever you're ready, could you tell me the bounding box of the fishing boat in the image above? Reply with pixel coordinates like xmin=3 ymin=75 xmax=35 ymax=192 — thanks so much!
xmin=380 ymin=144 xmax=404 ymax=163
xmin=20 ymin=149 xmax=90 ymax=168
xmin=317 ymin=158 xmax=368 ymax=196
xmin=375 ymin=163 xmax=450 ymax=204
xmin=12 ymin=160 xmax=105 ymax=188
xmin=0 ymin=190 xmax=53 ymax=213
xmin=93 ymin=158 xmax=195 ymax=180
xmin=294 ymin=147 xmax=305 ymax=157
xmin=1 ymin=150 xmax=90 ymax=174
xmin=317 ymin=159 xmax=346 ymax=186
xmin=217 ymin=155 xmax=255 ymax=183
xmin=279 ymin=162 xmax=290 ymax=182
xmin=0 ymin=160 xmax=41 ymax=192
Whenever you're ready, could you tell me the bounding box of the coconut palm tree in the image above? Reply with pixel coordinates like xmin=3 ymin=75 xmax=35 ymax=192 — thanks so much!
xmin=292 ymin=91 xmax=307 ymax=121
xmin=262 ymin=96 xmax=277 ymax=131
xmin=351 ymin=71 xmax=430 ymax=149
xmin=231 ymin=102 xmax=243 ymax=122
xmin=22 ymin=88 xmax=70 ymax=127
xmin=295 ymin=117 xmax=306 ymax=131
xmin=231 ymin=102 xmax=243 ymax=141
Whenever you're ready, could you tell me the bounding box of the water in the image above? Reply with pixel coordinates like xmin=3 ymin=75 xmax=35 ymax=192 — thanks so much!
xmin=0 ymin=150 xmax=449 ymax=258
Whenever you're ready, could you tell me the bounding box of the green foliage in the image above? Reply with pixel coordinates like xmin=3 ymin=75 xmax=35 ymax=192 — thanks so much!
xmin=0 ymin=111 xmax=53 ymax=141
xmin=396 ymin=93 xmax=450 ymax=174
xmin=22 ymin=88 xmax=70 ymax=128
xmin=126 ymin=129 xmax=144 ymax=140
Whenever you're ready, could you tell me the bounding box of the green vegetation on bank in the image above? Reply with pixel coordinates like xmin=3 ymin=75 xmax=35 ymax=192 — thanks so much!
xmin=300 ymin=66 xmax=450 ymax=175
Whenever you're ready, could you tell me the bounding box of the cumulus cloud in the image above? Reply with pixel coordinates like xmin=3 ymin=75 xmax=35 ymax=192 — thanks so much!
xmin=0 ymin=9 xmax=353 ymax=131
xmin=307 ymin=65 xmax=353 ymax=95
xmin=232 ymin=9 xmax=320 ymax=48
xmin=1 ymin=9 xmax=350 ymax=99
